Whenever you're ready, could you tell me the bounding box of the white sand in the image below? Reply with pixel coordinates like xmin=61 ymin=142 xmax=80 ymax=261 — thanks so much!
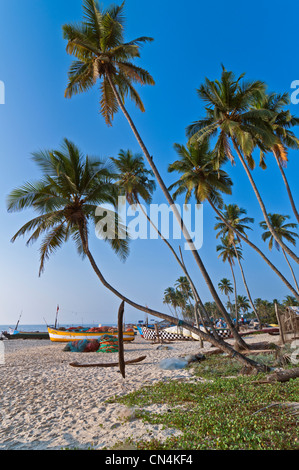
xmin=0 ymin=332 xmax=279 ymax=450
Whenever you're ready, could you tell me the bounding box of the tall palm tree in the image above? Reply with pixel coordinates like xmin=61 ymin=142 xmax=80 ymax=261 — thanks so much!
xmin=111 ymin=149 xmax=214 ymax=334
xmin=63 ymin=0 xmax=235 ymax=332
xmin=236 ymin=295 xmax=251 ymax=318
xmin=186 ymin=67 xmax=299 ymax=265
xmin=7 ymin=139 xmax=264 ymax=368
xmin=163 ymin=287 xmax=180 ymax=318
xmin=252 ymin=92 xmax=299 ymax=224
xmin=168 ymin=140 xmax=248 ymax=347
xmin=218 ymin=278 xmax=234 ymax=317
xmin=111 ymin=149 xmax=156 ymax=205
xmin=216 ymin=236 xmax=242 ymax=328
xmin=215 ymin=204 xmax=262 ymax=327
xmin=260 ymin=213 xmax=299 ymax=292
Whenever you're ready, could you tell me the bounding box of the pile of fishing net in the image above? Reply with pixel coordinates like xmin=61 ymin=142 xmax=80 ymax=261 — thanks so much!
xmin=97 ymin=334 xmax=119 ymax=353
xmin=63 ymin=334 xmax=119 ymax=353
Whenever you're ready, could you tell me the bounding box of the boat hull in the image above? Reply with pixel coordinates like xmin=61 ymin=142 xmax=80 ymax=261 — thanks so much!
xmin=47 ymin=327 xmax=135 ymax=343
xmin=3 ymin=331 xmax=49 ymax=340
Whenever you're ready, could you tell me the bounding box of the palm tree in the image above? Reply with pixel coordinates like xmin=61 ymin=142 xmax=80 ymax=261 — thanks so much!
xmin=7 ymin=138 xmax=129 ymax=271
xmin=63 ymin=0 xmax=235 ymax=332
xmin=163 ymin=287 xmax=180 ymax=318
xmin=174 ymin=276 xmax=195 ymax=321
xmin=282 ymin=295 xmax=299 ymax=307
xmin=260 ymin=213 xmax=299 ymax=292
xmin=186 ymin=66 xmax=299 ymax=265
xmin=237 ymin=295 xmax=251 ymax=318
xmin=175 ymin=276 xmax=193 ymax=301
xmin=216 ymin=236 xmax=242 ymax=329
xmin=215 ymin=204 xmax=262 ymax=327
xmin=168 ymin=140 xmax=248 ymax=347
xmin=168 ymin=139 xmax=299 ymax=301
xmin=218 ymin=278 xmax=234 ymax=317
xmin=111 ymin=149 xmax=214 ymax=334
xmin=168 ymin=140 xmax=233 ymax=209
xmin=252 ymin=92 xmax=299 ymax=224
xmin=7 ymin=139 xmax=266 ymax=369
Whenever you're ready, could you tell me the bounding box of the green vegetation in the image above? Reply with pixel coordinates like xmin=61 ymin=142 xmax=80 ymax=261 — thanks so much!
xmin=110 ymin=356 xmax=299 ymax=450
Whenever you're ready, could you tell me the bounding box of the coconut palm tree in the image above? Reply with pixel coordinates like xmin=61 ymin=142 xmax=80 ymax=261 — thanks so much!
xmin=63 ymin=0 xmax=235 ymax=331
xmin=174 ymin=276 xmax=195 ymax=321
xmin=260 ymin=213 xmax=299 ymax=292
xmin=216 ymin=236 xmax=242 ymax=329
xmin=168 ymin=140 xmax=299 ymax=301
xmin=236 ymin=295 xmax=251 ymax=318
xmin=111 ymin=149 xmax=156 ymax=205
xmin=6 ymin=139 xmax=266 ymax=370
xmin=168 ymin=140 xmax=248 ymax=347
xmin=186 ymin=66 xmax=299 ymax=265
xmin=218 ymin=278 xmax=234 ymax=317
xmin=215 ymin=204 xmax=262 ymax=328
xmin=252 ymin=92 xmax=299 ymax=224
xmin=163 ymin=287 xmax=180 ymax=318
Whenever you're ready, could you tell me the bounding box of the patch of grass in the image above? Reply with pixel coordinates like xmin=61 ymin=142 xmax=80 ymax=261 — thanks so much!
xmin=111 ymin=356 xmax=299 ymax=450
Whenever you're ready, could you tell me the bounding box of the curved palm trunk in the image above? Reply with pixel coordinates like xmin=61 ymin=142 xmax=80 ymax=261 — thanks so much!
xmin=229 ymin=259 xmax=239 ymax=330
xmin=78 ymin=224 xmax=265 ymax=370
xmin=282 ymin=249 xmax=299 ymax=293
xmin=208 ymin=198 xmax=299 ymax=302
xmin=232 ymin=240 xmax=262 ymax=329
xmin=106 ymin=72 xmax=247 ymax=350
xmin=273 ymin=149 xmax=299 ymax=225
xmin=232 ymin=139 xmax=299 ymax=265
xmin=137 ymin=202 xmax=218 ymax=338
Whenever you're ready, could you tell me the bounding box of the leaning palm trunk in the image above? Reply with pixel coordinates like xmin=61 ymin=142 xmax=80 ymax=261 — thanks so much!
xmin=78 ymin=224 xmax=266 ymax=370
xmin=232 ymin=139 xmax=299 ymax=265
xmin=137 ymin=202 xmax=218 ymax=338
xmin=232 ymin=240 xmax=262 ymax=329
xmin=273 ymin=149 xmax=299 ymax=225
xmin=282 ymin=249 xmax=299 ymax=293
xmin=208 ymin=198 xmax=299 ymax=302
xmin=106 ymin=73 xmax=247 ymax=350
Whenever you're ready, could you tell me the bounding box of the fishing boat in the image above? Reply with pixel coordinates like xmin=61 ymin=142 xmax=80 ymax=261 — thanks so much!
xmin=2 ymin=329 xmax=49 ymax=340
xmin=47 ymin=326 xmax=135 ymax=343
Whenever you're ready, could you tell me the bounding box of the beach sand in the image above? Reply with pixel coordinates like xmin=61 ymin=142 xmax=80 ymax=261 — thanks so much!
xmin=0 ymin=332 xmax=280 ymax=450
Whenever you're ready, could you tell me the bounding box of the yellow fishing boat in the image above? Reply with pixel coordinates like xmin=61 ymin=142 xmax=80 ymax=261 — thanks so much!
xmin=47 ymin=326 xmax=135 ymax=343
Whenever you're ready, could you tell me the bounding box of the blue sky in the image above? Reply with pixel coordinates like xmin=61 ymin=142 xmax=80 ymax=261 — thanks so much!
xmin=0 ymin=0 xmax=299 ymax=326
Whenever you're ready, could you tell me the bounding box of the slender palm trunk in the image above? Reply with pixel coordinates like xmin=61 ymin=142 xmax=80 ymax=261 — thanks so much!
xmin=232 ymin=240 xmax=262 ymax=329
xmin=232 ymin=139 xmax=299 ymax=265
xmin=208 ymin=197 xmax=299 ymax=302
xmin=229 ymin=259 xmax=239 ymax=330
xmin=106 ymin=73 xmax=247 ymax=349
xmin=282 ymin=249 xmax=299 ymax=293
xmin=78 ymin=224 xmax=266 ymax=370
xmin=273 ymin=149 xmax=299 ymax=225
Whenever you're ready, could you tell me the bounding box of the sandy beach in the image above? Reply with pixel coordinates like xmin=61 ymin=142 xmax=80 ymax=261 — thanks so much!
xmin=0 ymin=332 xmax=280 ymax=450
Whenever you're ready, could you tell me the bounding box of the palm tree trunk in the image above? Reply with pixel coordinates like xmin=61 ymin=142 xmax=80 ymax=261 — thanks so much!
xmin=106 ymin=72 xmax=247 ymax=350
xmin=78 ymin=223 xmax=266 ymax=370
xmin=232 ymin=240 xmax=262 ymax=329
xmin=282 ymin=249 xmax=299 ymax=293
xmin=273 ymin=149 xmax=299 ymax=225
xmin=229 ymin=259 xmax=239 ymax=330
xmin=232 ymin=139 xmax=299 ymax=265
xmin=207 ymin=197 xmax=299 ymax=302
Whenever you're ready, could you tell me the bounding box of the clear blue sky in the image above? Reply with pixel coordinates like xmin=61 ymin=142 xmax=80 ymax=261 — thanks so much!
xmin=0 ymin=0 xmax=298 ymax=326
